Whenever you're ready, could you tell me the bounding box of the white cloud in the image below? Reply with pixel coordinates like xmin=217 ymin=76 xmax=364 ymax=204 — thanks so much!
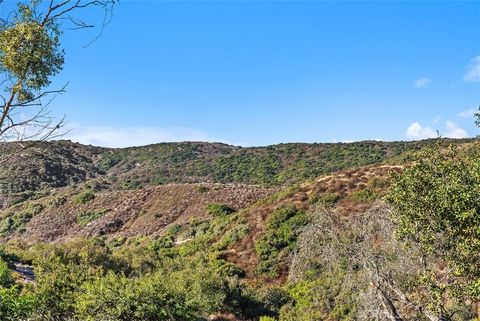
xmin=414 ymin=78 xmax=431 ymax=88
xmin=445 ymin=121 xmax=468 ymax=138
xmin=406 ymin=121 xmax=469 ymax=140
xmin=464 ymin=55 xmax=480 ymax=82
xmin=65 ymin=125 xmax=221 ymax=148
xmin=457 ymin=108 xmax=476 ymax=118
xmin=406 ymin=122 xmax=437 ymax=140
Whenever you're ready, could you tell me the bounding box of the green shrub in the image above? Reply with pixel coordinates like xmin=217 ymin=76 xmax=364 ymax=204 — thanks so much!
xmin=215 ymin=261 xmax=246 ymax=278
xmin=98 ymin=150 xmax=129 ymax=171
xmin=367 ymin=176 xmax=389 ymax=189
xmin=74 ymin=259 xmax=226 ymax=321
xmin=309 ymin=192 xmax=341 ymax=207
xmin=0 ymin=286 xmax=35 ymax=321
xmin=120 ymin=179 xmax=141 ymax=190
xmin=48 ymin=196 xmax=66 ymax=208
xmin=0 ymin=203 xmax=45 ymax=235
xmin=206 ymin=203 xmax=236 ymax=217
xmin=387 ymin=145 xmax=480 ymax=301
xmin=214 ymin=224 xmax=250 ymax=251
xmin=0 ymin=211 xmax=34 ymax=236
xmin=255 ymin=204 xmax=309 ymax=276
xmin=350 ymin=188 xmax=378 ymax=203
xmin=197 ymin=186 xmax=209 ymax=193
xmin=279 ymin=269 xmax=356 ymax=321
xmin=77 ymin=209 xmax=110 ymax=226
xmin=27 ymin=203 xmax=44 ymax=215
xmin=0 ymin=259 xmax=13 ymax=287
xmin=166 ymin=224 xmax=182 ymax=238
xmin=74 ymin=190 xmax=95 ymax=205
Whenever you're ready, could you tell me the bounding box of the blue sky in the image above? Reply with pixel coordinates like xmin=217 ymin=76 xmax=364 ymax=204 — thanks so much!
xmin=46 ymin=1 xmax=480 ymax=147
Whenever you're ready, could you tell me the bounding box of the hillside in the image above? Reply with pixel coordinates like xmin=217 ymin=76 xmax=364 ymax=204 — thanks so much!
xmin=0 ymin=138 xmax=411 ymax=244
xmin=0 ymin=138 xmax=470 ymax=207
xmin=1 ymin=183 xmax=277 ymax=242
xmin=0 ymin=139 xmax=478 ymax=321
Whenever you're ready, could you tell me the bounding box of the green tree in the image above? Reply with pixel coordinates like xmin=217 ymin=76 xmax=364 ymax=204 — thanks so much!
xmin=0 ymin=259 xmax=12 ymax=287
xmin=475 ymin=105 xmax=480 ymax=128
xmin=387 ymin=144 xmax=480 ymax=317
xmin=0 ymin=0 xmax=115 ymax=164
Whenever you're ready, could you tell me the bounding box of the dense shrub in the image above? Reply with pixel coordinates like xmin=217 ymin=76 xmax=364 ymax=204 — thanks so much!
xmin=279 ymin=269 xmax=356 ymax=321
xmin=0 ymin=259 xmax=12 ymax=287
xmin=0 ymin=203 xmax=44 ymax=236
xmin=90 ymin=140 xmax=446 ymax=188
xmin=76 ymin=209 xmax=110 ymax=226
xmin=120 ymin=179 xmax=142 ymax=190
xmin=255 ymin=204 xmax=309 ymax=276
xmin=73 ymin=190 xmax=95 ymax=204
xmin=309 ymin=192 xmax=341 ymax=207
xmin=207 ymin=203 xmax=236 ymax=217
xmin=0 ymin=286 xmax=35 ymax=321
xmin=75 ymin=267 xmax=226 ymax=321
xmin=387 ymin=145 xmax=480 ymax=301
xmin=350 ymin=188 xmax=379 ymax=203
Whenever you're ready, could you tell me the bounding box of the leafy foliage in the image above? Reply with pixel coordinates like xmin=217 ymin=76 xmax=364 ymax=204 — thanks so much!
xmin=387 ymin=144 xmax=480 ymax=300
xmin=102 ymin=140 xmax=456 ymax=188
xmin=74 ymin=264 xmax=226 ymax=321
xmin=309 ymin=192 xmax=341 ymax=207
xmin=350 ymin=188 xmax=379 ymax=203
xmin=207 ymin=203 xmax=236 ymax=217
xmin=0 ymin=3 xmax=64 ymax=101
xmin=0 ymin=259 xmax=12 ymax=287
xmin=0 ymin=203 xmax=43 ymax=236
xmin=73 ymin=190 xmax=95 ymax=205
xmin=0 ymin=286 xmax=35 ymax=321
xmin=280 ymin=269 xmax=357 ymax=321
xmin=256 ymin=204 xmax=309 ymax=276
xmin=76 ymin=209 xmax=110 ymax=226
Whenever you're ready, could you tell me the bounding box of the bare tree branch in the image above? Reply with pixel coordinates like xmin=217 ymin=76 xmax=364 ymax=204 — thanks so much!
xmin=0 ymin=1 xmax=115 ymax=168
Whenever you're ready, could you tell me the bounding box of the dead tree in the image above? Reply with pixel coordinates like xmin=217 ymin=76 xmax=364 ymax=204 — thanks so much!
xmin=289 ymin=202 xmax=472 ymax=320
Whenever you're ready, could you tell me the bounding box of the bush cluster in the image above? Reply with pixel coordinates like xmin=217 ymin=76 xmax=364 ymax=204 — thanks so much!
xmin=255 ymin=204 xmax=309 ymax=276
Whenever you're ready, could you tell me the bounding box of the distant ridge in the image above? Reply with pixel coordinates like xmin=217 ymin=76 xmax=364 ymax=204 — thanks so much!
xmin=0 ymin=138 xmax=472 ymax=206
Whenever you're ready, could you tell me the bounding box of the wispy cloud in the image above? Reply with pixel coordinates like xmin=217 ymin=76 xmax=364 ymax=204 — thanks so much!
xmin=457 ymin=108 xmax=476 ymax=118
xmin=65 ymin=125 xmax=222 ymax=148
xmin=414 ymin=78 xmax=431 ymax=88
xmin=464 ymin=55 xmax=480 ymax=82
xmin=406 ymin=121 xmax=469 ymax=140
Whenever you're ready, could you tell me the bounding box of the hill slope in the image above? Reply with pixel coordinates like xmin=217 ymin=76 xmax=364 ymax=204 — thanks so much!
xmin=0 ymin=139 xmax=478 ymax=321
xmin=0 ymin=138 xmax=469 ymax=207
